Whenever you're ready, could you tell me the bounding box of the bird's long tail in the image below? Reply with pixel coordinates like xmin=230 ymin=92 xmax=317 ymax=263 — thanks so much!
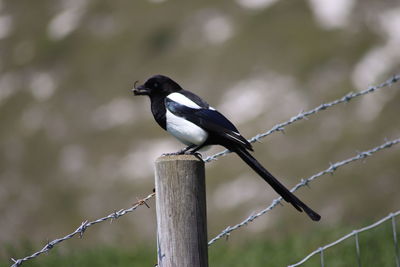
xmin=232 ymin=147 xmax=321 ymax=221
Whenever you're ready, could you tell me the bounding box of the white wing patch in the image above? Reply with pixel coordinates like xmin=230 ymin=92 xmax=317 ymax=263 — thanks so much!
xmin=167 ymin=93 xmax=202 ymax=109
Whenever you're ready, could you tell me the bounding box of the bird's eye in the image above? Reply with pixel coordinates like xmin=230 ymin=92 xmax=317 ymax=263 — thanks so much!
xmin=153 ymin=82 xmax=159 ymax=88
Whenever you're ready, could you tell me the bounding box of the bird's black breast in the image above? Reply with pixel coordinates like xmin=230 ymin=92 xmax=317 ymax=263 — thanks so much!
xmin=150 ymin=95 xmax=167 ymax=130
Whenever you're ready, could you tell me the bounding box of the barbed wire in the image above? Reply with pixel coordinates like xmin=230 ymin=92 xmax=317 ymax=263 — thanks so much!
xmin=204 ymin=74 xmax=400 ymax=163
xmin=9 ymin=74 xmax=400 ymax=266
xmin=10 ymin=192 xmax=155 ymax=267
xmin=208 ymin=137 xmax=400 ymax=245
xmin=288 ymin=210 xmax=400 ymax=267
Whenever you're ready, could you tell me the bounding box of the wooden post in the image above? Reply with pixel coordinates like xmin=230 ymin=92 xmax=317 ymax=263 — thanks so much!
xmin=155 ymin=154 xmax=208 ymax=267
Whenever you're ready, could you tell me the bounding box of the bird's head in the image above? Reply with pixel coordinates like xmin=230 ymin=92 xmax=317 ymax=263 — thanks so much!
xmin=132 ymin=75 xmax=182 ymax=97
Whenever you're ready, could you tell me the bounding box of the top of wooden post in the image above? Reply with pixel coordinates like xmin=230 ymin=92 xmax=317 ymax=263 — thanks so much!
xmin=156 ymin=154 xmax=203 ymax=163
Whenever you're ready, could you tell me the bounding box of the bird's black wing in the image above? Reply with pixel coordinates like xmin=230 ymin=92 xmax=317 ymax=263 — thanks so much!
xmin=165 ymin=98 xmax=253 ymax=151
xmin=165 ymin=97 xmax=321 ymax=221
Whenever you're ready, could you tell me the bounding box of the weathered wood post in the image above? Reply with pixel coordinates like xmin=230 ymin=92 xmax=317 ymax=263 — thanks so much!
xmin=155 ymin=154 xmax=208 ymax=267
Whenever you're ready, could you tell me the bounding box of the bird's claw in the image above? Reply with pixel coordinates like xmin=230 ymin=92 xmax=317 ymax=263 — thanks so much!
xmin=162 ymin=151 xmax=184 ymax=156
xmin=162 ymin=147 xmax=190 ymax=156
xmin=162 ymin=150 xmax=202 ymax=157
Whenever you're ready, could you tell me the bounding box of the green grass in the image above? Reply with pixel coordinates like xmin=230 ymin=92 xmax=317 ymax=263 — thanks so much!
xmin=3 ymin=221 xmax=398 ymax=267
xmin=2 ymin=245 xmax=156 ymax=267
xmin=210 ymin=222 xmax=399 ymax=267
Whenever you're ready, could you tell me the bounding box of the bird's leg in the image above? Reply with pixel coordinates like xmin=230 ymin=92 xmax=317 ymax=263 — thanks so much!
xmin=162 ymin=144 xmax=196 ymax=156
xmin=185 ymin=144 xmax=205 ymax=158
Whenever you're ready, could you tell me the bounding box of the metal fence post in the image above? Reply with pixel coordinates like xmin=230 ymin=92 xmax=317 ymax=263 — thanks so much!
xmin=155 ymin=154 xmax=208 ymax=267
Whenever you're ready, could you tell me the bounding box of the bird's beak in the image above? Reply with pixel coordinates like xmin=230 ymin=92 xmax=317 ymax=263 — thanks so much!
xmin=132 ymin=83 xmax=149 ymax=96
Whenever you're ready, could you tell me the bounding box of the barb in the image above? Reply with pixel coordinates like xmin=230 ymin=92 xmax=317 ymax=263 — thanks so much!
xmin=204 ymin=74 xmax=400 ymax=162
xmin=10 ymin=192 xmax=155 ymax=267
xmin=208 ymin=137 xmax=400 ymax=245
xmin=288 ymin=210 xmax=400 ymax=267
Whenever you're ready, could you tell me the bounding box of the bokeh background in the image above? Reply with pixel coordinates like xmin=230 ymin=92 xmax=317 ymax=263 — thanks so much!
xmin=1 ymin=0 xmax=399 ymax=265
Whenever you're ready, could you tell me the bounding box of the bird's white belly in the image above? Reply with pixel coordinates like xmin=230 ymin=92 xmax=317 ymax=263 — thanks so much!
xmin=166 ymin=110 xmax=208 ymax=146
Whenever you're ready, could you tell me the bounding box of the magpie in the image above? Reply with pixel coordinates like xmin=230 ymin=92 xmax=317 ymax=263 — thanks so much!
xmin=133 ymin=74 xmax=321 ymax=221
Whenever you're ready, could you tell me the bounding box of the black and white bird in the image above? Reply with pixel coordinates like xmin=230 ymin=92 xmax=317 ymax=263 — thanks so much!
xmin=133 ymin=74 xmax=320 ymax=221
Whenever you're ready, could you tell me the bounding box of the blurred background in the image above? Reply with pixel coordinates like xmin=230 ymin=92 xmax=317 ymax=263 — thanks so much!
xmin=1 ymin=0 xmax=399 ymax=265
